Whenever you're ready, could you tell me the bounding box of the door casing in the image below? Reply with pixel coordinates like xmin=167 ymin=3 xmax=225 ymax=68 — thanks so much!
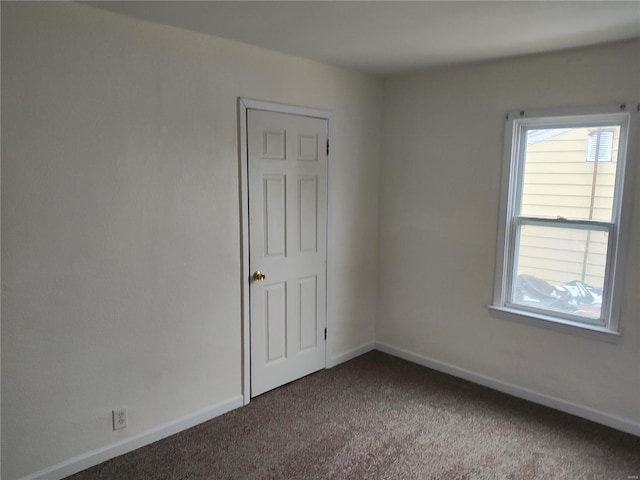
xmin=238 ymin=98 xmax=332 ymax=405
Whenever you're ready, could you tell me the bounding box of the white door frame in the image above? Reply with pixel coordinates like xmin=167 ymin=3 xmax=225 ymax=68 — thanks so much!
xmin=238 ymin=97 xmax=332 ymax=405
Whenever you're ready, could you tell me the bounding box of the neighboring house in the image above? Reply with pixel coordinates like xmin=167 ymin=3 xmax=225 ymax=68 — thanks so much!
xmin=519 ymin=127 xmax=620 ymax=289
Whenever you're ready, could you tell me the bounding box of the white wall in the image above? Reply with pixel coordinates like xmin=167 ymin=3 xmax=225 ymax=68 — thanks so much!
xmin=1 ymin=3 xmax=381 ymax=479
xmin=378 ymin=40 xmax=640 ymax=425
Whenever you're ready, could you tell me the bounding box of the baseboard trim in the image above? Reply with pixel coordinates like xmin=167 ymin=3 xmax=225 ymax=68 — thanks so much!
xmin=21 ymin=395 xmax=244 ymax=480
xmin=327 ymin=341 xmax=376 ymax=368
xmin=375 ymin=342 xmax=640 ymax=437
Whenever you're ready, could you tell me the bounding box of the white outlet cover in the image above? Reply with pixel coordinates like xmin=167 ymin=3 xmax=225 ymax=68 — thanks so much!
xmin=112 ymin=407 xmax=128 ymax=431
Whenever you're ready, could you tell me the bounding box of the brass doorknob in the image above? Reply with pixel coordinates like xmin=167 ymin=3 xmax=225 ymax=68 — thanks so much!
xmin=252 ymin=271 xmax=266 ymax=281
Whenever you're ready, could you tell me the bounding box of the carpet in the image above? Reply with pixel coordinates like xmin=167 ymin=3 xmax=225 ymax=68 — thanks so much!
xmin=67 ymin=351 xmax=640 ymax=479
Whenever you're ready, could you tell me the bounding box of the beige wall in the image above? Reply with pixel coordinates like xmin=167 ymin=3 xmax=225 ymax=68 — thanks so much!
xmin=1 ymin=3 xmax=381 ymax=479
xmin=379 ymin=40 xmax=640 ymax=426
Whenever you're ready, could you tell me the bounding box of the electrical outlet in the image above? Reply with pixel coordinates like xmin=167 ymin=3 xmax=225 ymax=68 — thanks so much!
xmin=112 ymin=407 xmax=128 ymax=431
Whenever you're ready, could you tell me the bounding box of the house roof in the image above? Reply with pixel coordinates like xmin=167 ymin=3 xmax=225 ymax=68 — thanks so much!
xmin=526 ymin=129 xmax=573 ymax=145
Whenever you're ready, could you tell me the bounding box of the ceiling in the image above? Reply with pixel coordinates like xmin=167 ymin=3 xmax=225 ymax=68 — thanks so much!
xmin=90 ymin=1 xmax=640 ymax=76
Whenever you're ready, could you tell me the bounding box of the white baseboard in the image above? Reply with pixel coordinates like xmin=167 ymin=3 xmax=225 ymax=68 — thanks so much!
xmin=22 ymin=395 xmax=244 ymax=480
xmin=375 ymin=342 xmax=640 ymax=437
xmin=327 ymin=341 xmax=376 ymax=368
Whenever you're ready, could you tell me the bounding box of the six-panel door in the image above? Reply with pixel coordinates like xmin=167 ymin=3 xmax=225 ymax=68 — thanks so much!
xmin=248 ymin=109 xmax=328 ymax=397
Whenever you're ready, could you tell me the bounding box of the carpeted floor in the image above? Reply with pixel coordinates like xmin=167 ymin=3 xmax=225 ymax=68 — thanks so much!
xmin=67 ymin=351 xmax=640 ymax=479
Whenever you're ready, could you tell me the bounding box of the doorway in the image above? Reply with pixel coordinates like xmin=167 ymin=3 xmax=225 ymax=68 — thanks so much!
xmin=239 ymin=99 xmax=331 ymax=402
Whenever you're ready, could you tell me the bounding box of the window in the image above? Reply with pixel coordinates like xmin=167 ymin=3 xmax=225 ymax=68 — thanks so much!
xmin=586 ymin=128 xmax=614 ymax=162
xmin=491 ymin=104 xmax=638 ymax=335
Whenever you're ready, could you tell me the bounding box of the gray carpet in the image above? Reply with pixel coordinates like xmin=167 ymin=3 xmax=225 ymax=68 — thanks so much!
xmin=67 ymin=351 xmax=640 ymax=479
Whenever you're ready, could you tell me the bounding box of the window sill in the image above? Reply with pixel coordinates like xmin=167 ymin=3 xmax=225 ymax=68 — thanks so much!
xmin=488 ymin=306 xmax=621 ymax=343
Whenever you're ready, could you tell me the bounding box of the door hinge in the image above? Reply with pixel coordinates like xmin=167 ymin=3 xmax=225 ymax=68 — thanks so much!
xmin=326 ymin=139 xmax=329 ymax=156
xmin=324 ymin=328 xmax=327 ymax=340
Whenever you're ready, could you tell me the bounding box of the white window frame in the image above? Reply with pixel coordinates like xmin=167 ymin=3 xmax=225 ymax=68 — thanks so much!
xmin=490 ymin=103 xmax=639 ymax=338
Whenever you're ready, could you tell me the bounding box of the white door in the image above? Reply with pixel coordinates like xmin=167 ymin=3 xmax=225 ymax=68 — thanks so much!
xmin=248 ymin=109 xmax=328 ymax=397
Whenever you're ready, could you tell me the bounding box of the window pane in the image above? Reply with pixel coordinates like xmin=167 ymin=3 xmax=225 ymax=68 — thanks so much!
xmin=512 ymin=224 xmax=608 ymax=320
xmin=522 ymin=126 xmax=621 ymax=221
